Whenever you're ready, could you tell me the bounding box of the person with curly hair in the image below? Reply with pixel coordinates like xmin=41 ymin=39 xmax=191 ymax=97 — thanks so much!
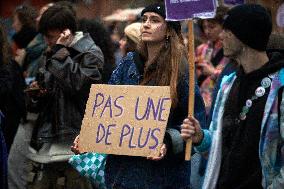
xmin=195 ymin=6 xmax=230 ymax=115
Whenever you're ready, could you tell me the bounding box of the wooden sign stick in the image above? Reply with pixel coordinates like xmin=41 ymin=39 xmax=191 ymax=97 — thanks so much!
xmin=185 ymin=20 xmax=195 ymax=161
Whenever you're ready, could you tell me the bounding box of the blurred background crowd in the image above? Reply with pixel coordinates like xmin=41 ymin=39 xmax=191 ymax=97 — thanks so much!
xmin=0 ymin=0 xmax=284 ymax=189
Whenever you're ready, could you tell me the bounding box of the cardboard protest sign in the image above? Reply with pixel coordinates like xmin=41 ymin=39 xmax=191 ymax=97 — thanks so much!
xmin=79 ymin=84 xmax=172 ymax=157
xmin=165 ymin=0 xmax=216 ymax=20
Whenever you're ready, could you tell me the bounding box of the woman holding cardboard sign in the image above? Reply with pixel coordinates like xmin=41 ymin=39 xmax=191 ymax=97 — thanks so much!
xmin=72 ymin=3 xmax=206 ymax=189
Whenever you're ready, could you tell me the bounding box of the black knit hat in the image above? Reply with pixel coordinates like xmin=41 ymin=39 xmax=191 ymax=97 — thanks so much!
xmin=141 ymin=3 xmax=181 ymax=34
xmin=223 ymin=4 xmax=272 ymax=51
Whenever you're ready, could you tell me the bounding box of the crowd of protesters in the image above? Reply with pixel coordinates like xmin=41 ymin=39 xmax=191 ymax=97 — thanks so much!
xmin=0 ymin=1 xmax=283 ymax=189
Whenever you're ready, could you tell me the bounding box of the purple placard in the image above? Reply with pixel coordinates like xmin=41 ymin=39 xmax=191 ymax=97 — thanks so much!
xmin=276 ymin=3 xmax=284 ymax=27
xmin=165 ymin=0 xmax=216 ymax=21
xmin=224 ymin=0 xmax=244 ymax=5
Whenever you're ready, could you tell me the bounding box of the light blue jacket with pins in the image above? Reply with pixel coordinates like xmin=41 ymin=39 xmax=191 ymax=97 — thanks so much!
xmin=195 ymin=69 xmax=284 ymax=189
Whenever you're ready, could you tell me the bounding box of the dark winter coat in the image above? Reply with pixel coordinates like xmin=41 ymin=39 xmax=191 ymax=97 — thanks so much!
xmin=0 ymin=60 xmax=26 ymax=152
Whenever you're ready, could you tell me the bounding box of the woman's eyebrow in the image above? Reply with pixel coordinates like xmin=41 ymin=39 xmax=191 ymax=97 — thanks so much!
xmin=143 ymin=15 xmax=161 ymax=20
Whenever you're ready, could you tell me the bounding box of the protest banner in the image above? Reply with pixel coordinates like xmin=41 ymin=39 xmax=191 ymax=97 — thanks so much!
xmin=165 ymin=0 xmax=216 ymax=160
xmin=78 ymin=84 xmax=172 ymax=157
xmin=223 ymin=0 xmax=244 ymax=6
xmin=165 ymin=0 xmax=216 ymax=20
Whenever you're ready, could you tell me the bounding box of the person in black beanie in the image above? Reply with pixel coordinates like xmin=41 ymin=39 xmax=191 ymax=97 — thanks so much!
xmin=140 ymin=2 xmax=181 ymax=34
xmin=181 ymin=4 xmax=284 ymax=189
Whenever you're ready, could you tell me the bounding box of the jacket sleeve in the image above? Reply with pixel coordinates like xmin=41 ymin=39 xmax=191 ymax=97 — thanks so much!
xmin=194 ymin=129 xmax=212 ymax=153
xmin=194 ymin=73 xmax=237 ymax=153
xmin=108 ymin=53 xmax=138 ymax=85
xmin=46 ymin=45 xmax=104 ymax=95
xmin=267 ymin=89 xmax=284 ymax=189
xmin=165 ymin=70 xmax=207 ymax=156
xmin=108 ymin=60 xmax=124 ymax=85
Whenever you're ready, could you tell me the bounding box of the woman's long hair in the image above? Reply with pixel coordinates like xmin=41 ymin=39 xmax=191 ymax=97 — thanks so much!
xmin=0 ymin=23 xmax=10 ymax=65
xmin=138 ymin=26 xmax=186 ymax=107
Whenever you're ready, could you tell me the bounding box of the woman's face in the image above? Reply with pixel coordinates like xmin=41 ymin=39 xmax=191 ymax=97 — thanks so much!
xmin=12 ymin=14 xmax=22 ymax=32
xmin=219 ymin=29 xmax=243 ymax=59
xmin=141 ymin=12 xmax=167 ymax=43
xmin=202 ymin=20 xmax=222 ymax=42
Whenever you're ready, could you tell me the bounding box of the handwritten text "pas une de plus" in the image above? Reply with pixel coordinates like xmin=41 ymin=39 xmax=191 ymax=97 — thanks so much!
xmin=90 ymin=92 xmax=171 ymax=150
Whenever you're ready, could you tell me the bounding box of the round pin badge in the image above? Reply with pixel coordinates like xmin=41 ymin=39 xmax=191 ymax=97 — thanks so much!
xmin=239 ymin=113 xmax=246 ymax=121
xmin=246 ymin=99 xmax=252 ymax=107
xmin=242 ymin=106 xmax=249 ymax=114
xmin=255 ymin=87 xmax=265 ymax=97
xmin=268 ymin=73 xmax=277 ymax=79
xmin=261 ymin=77 xmax=272 ymax=88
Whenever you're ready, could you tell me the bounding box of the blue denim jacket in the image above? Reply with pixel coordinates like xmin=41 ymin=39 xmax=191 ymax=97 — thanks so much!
xmin=105 ymin=52 xmax=206 ymax=189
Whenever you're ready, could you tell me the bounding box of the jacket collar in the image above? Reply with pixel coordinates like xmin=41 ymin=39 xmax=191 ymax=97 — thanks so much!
xmin=261 ymin=68 xmax=284 ymax=134
xmin=70 ymin=32 xmax=96 ymax=53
